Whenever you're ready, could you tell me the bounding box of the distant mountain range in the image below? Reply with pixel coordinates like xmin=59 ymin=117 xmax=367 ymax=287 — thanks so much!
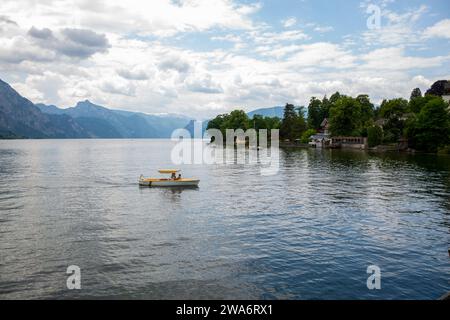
xmin=0 ymin=79 xmax=89 ymax=139
xmin=247 ymin=106 xmax=284 ymax=118
xmin=0 ymin=78 xmax=284 ymax=139
xmin=36 ymin=100 xmax=192 ymax=138
xmin=0 ymin=78 xmax=192 ymax=139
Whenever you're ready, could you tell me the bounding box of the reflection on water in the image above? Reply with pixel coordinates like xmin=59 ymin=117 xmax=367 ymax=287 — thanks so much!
xmin=0 ymin=140 xmax=449 ymax=299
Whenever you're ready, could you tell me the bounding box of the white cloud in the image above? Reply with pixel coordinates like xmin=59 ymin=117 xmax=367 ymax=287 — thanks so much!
xmin=361 ymin=4 xmax=429 ymax=46
xmin=287 ymin=43 xmax=356 ymax=69
xmin=282 ymin=17 xmax=297 ymax=28
xmin=117 ymin=68 xmax=149 ymax=81
xmin=0 ymin=36 xmax=55 ymax=64
xmin=423 ymin=19 xmax=450 ymax=39
xmin=360 ymin=47 xmax=449 ymax=70
xmin=29 ymin=27 xmax=110 ymax=59
xmin=314 ymin=26 xmax=334 ymax=33
xmin=0 ymin=0 xmax=448 ymax=119
xmin=185 ymin=74 xmax=224 ymax=94
xmin=99 ymin=77 xmax=136 ymax=97
xmin=0 ymin=0 xmax=261 ymax=37
xmin=252 ymin=29 xmax=310 ymax=45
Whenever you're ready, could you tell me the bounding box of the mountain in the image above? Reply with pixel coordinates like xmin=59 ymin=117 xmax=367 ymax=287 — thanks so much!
xmin=0 ymin=78 xmax=193 ymax=139
xmin=184 ymin=120 xmax=209 ymax=137
xmin=38 ymin=100 xmax=156 ymax=138
xmin=247 ymin=106 xmax=284 ymax=118
xmin=120 ymin=111 xmax=194 ymax=138
xmin=0 ymin=77 xmax=286 ymax=139
xmin=37 ymin=100 xmax=192 ymax=138
xmin=35 ymin=103 xmax=66 ymax=115
xmin=0 ymin=79 xmax=89 ymax=138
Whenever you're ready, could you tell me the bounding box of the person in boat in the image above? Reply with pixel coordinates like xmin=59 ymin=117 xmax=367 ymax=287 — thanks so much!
xmin=177 ymin=173 xmax=182 ymax=180
xmin=171 ymin=172 xmax=176 ymax=180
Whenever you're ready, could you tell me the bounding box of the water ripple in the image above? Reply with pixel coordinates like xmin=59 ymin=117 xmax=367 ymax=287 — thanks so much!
xmin=0 ymin=140 xmax=449 ymax=299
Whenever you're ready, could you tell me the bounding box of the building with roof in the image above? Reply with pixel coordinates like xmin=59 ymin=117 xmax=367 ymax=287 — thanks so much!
xmin=309 ymin=118 xmax=331 ymax=148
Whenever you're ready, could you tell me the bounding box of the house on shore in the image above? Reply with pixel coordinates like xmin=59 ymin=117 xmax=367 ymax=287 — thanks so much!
xmin=309 ymin=118 xmax=368 ymax=149
xmin=309 ymin=133 xmax=331 ymax=148
xmin=309 ymin=118 xmax=331 ymax=148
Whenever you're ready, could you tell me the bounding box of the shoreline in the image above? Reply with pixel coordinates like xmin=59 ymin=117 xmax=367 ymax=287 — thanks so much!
xmin=2 ymin=138 xmax=449 ymax=156
xmin=279 ymin=143 xmax=450 ymax=156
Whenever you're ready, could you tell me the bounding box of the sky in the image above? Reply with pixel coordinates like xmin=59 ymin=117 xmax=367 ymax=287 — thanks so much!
xmin=0 ymin=0 xmax=449 ymax=119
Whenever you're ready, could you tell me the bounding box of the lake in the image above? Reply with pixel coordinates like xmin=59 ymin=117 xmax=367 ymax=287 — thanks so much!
xmin=0 ymin=139 xmax=449 ymax=299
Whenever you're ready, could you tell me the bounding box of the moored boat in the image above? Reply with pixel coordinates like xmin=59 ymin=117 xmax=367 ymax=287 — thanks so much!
xmin=139 ymin=169 xmax=199 ymax=187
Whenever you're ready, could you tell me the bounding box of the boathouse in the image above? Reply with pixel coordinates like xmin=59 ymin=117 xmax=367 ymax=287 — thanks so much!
xmin=331 ymin=136 xmax=368 ymax=149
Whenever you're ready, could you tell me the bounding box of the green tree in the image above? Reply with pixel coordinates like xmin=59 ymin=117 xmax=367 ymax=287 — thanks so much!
xmin=380 ymin=98 xmax=408 ymax=119
xmin=329 ymin=91 xmax=342 ymax=104
xmin=367 ymin=125 xmax=383 ymax=147
xmin=321 ymin=96 xmax=331 ymax=120
xmin=379 ymin=98 xmax=408 ymax=143
xmin=280 ymin=103 xmax=306 ymax=141
xmin=280 ymin=103 xmax=296 ymax=141
xmin=425 ymin=80 xmax=448 ymax=96
xmin=408 ymin=97 xmax=450 ymax=152
xmin=301 ymin=129 xmax=317 ymax=143
xmin=329 ymin=97 xmax=362 ymax=136
xmin=222 ymin=110 xmax=249 ymax=131
xmin=410 ymin=88 xmax=422 ymax=100
xmin=250 ymin=114 xmax=264 ymax=130
xmin=408 ymin=94 xmax=436 ymax=114
xmin=264 ymin=116 xmax=281 ymax=130
xmin=295 ymin=107 xmax=307 ymax=138
xmin=356 ymin=94 xmax=374 ymax=123
xmin=207 ymin=114 xmax=227 ymax=130
xmin=307 ymin=97 xmax=323 ymax=129
xmin=380 ymin=98 xmax=408 ymax=143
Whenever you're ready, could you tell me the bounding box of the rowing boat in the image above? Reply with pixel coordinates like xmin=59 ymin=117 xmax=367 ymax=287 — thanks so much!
xmin=139 ymin=169 xmax=199 ymax=187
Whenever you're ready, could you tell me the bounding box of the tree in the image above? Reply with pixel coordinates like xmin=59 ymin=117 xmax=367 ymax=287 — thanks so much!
xmin=280 ymin=103 xmax=297 ymax=141
xmin=295 ymin=106 xmax=307 ymax=136
xmin=408 ymin=94 xmax=436 ymax=114
xmin=301 ymin=129 xmax=317 ymax=143
xmin=379 ymin=98 xmax=408 ymax=143
xmin=425 ymin=80 xmax=448 ymax=96
xmin=263 ymin=116 xmax=281 ymax=130
xmin=307 ymin=97 xmax=323 ymax=129
xmin=367 ymin=125 xmax=383 ymax=147
xmin=280 ymin=103 xmax=306 ymax=141
xmin=408 ymin=97 xmax=450 ymax=152
xmin=207 ymin=110 xmax=249 ymax=140
xmin=250 ymin=114 xmax=264 ymax=130
xmin=356 ymin=94 xmax=374 ymax=123
xmin=329 ymin=97 xmax=362 ymax=136
xmin=207 ymin=114 xmax=228 ymax=131
xmin=297 ymin=105 xmax=306 ymax=119
xmin=410 ymin=88 xmax=422 ymax=100
xmin=222 ymin=110 xmax=249 ymax=131
xmin=379 ymin=98 xmax=408 ymax=119
xmin=321 ymin=96 xmax=331 ymax=120
xmin=329 ymin=91 xmax=341 ymax=104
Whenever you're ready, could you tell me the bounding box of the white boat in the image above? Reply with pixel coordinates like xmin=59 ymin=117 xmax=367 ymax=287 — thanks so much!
xmin=139 ymin=169 xmax=199 ymax=187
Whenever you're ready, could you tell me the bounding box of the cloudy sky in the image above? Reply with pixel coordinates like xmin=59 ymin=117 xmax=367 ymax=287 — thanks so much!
xmin=0 ymin=0 xmax=449 ymax=118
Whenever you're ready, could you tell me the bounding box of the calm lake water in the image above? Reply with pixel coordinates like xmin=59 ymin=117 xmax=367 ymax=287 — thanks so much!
xmin=0 ymin=139 xmax=449 ymax=299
